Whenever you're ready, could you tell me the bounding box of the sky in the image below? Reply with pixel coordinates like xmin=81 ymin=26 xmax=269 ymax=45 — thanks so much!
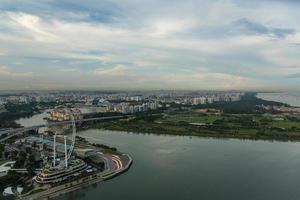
xmin=0 ymin=0 xmax=300 ymax=91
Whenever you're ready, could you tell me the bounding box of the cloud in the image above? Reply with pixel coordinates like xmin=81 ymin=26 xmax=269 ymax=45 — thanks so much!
xmin=3 ymin=12 xmax=60 ymax=42
xmin=149 ymin=18 xmax=196 ymax=37
xmin=233 ymin=0 xmax=300 ymax=8
xmin=0 ymin=65 xmax=33 ymax=77
xmin=286 ymin=73 xmax=300 ymax=78
xmin=0 ymin=0 xmax=299 ymax=90
xmin=233 ymin=18 xmax=295 ymax=38
xmin=89 ymin=64 xmax=125 ymax=76
xmin=0 ymin=0 xmax=123 ymax=23
xmin=59 ymin=67 xmax=80 ymax=72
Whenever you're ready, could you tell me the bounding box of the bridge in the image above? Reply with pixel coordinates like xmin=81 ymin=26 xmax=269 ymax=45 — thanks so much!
xmin=0 ymin=115 xmax=131 ymax=142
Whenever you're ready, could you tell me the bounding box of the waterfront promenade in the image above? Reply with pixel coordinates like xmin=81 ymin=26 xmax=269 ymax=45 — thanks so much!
xmin=20 ymin=153 xmax=133 ymax=200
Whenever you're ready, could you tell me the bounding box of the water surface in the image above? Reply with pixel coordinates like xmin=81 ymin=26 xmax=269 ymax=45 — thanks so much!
xmin=16 ymin=108 xmax=300 ymax=200
xmin=55 ymin=129 xmax=300 ymax=200
xmin=257 ymin=92 xmax=300 ymax=107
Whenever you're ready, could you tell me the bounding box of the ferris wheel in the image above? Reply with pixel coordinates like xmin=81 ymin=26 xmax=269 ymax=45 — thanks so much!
xmin=67 ymin=114 xmax=76 ymax=160
xmin=50 ymin=110 xmax=77 ymax=168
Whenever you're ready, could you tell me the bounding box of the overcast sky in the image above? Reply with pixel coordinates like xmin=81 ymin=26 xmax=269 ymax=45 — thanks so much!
xmin=0 ymin=0 xmax=300 ymax=91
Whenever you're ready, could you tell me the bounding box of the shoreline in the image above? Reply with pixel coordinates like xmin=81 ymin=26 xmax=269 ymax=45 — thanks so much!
xmin=257 ymin=92 xmax=300 ymax=108
xmin=20 ymin=154 xmax=133 ymax=200
xmin=102 ymin=154 xmax=133 ymax=181
xmin=83 ymin=127 xmax=300 ymax=143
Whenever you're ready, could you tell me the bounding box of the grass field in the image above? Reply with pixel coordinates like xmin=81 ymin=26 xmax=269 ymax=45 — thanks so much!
xmin=160 ymin=113 xmax=300 ymax=129
xmin=90 ymin=112 xmax=300 ymax=141
xmin=158 ymin=114 xmax=222 ymax=124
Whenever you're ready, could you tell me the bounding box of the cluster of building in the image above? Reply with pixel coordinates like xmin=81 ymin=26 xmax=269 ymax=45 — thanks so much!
xmin=0 ymin=91 xmax=245 ymax=115
xmin=48 ymin=107 xmax=82 ymax=122
xmin=0 ymin=91 xmax=243 ymax=104
xmin=88 ymin=92 xmax=243 ymax=112
xmin=95 ymin=99 xmax=159 ymax=114
xmin=112 ymin=101 xmax=159 ymax=114
xmin=0 ymin=133 xmax=98 ymax=184
xmin=190 ymin=93 xmax=243 ymax=105
xmin=166 ymin=93 xmax=243 ymax=105
xmin=0 ymin=95 xmax=45 ymax=104
xmin=277 ymin=106 xmax=300 ymax=114
xmin=260 ymin=105 xmax=300 ymax=115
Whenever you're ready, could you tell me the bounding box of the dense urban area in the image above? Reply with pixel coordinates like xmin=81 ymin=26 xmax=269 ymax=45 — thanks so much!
xmin=1 ymin=90 xmax=300 ymax=199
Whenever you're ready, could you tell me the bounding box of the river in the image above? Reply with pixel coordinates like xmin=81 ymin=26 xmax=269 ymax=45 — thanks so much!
xmin=16 ymin=113 xmax=300 ymax=200
xmin=15 ymin=107 xmax=100 ymax=128
xmin=257 ymin=92 xmax=300 ymax=107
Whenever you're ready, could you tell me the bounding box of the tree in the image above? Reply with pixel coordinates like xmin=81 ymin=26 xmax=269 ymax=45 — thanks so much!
xmin=25 ymin=154 xmax=36 ymax=176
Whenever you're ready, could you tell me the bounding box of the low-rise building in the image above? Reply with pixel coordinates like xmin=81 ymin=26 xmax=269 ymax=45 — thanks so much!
xmin=75 ymin=149 xmax=97 ymax=159
xmin=48 ymin=108 xmax=82 ymax=122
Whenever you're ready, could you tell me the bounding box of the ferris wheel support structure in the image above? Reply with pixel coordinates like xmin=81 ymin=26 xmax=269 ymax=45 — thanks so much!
xmin=67 ymin=114 xmax=76 ymax=160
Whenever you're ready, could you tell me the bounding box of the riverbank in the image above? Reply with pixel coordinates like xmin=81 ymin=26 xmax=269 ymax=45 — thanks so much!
xmin=0 ymin=103 xmax=41 ymax=129
xmin=87 ymin=112 xmax=300 ymax=142
xmin=20 ymin=153 xmax=133 ymax=200
xmin=257 ymin=92 xmax=300 ymax=107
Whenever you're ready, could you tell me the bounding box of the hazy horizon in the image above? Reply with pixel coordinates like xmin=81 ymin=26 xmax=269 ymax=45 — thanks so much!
xmin=1 ymin=0 xmax=300 ymax=90
xmin=0 ymin=89 xmax=297 ymax=94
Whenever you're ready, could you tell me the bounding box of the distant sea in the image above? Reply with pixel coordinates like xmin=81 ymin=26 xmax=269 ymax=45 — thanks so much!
xmin=257 ymin=92 xmax=300 ymax=107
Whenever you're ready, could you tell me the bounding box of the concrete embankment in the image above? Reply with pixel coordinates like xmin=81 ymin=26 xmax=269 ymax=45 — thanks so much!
xmin=20 ymin=154 xmax=133 ymax=200
xmin=102 ymin=154 xmax=133 ymax=181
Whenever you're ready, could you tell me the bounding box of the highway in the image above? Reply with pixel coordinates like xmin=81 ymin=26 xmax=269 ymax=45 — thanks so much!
xmin=0 ymin=115 xmax=130 ymax=142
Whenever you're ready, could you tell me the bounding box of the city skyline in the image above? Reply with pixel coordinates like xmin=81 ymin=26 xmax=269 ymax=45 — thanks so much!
xmin=0 ymin=0 xmax=300 ymax=91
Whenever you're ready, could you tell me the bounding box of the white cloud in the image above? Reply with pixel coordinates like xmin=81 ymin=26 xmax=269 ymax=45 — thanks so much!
xmin=89 ymin=64 xmax=125 ymax=76
xmin=149 ymin=18 xmax=196 ymax=37
xmin=0 ymin=66 xmax=33 ymax=77
xmin=0 ymin=0 xmax=299 ymax=90
xmin=5 ymin=12 xmax=60 ymax=42
xmin=162 ymin=72 xmax=252 ymax=90
xmin=58 ymin=67 xmax=80 ymax=72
